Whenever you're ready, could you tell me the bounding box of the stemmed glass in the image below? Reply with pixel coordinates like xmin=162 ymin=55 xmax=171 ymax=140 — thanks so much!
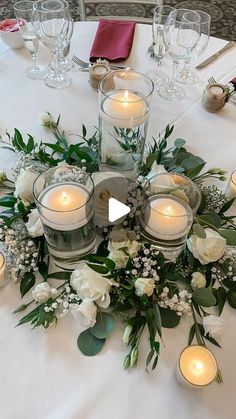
xmin=159 ymin=9 xmax=201 ymax=101
xmin=149 ymin=5 xmax=174 ymax=87
xmin=14 ymin=1 xmax=48 ymax=80
xmin=177 ymin=11 xmax=211 ymax=84
xmin=49 ymin=0 xmax=74 ymax=72
xmin=32 ymin=0 xmax=71 ymax=89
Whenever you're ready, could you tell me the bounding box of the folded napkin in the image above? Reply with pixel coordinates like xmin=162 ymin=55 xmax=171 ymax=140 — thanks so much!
xmin=90 ymin=19 xmax=136 ymax=62
xmin=0 ymin=18 xmax=24 ymax=32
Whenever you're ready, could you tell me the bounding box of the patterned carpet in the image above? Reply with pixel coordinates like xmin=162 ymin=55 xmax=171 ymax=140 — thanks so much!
xmin=1 ymin=0 xmax=235 ymax=40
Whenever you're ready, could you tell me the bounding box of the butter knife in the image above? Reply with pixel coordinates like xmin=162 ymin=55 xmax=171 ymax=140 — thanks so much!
xmin=196 ymin=41 xmax=235 ymax=69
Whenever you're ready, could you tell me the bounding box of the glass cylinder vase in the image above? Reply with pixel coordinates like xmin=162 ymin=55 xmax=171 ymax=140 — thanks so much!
xmin=98 ymin=69 xmax=154 ymax=178
xmin=33 ymin=165 xmax=96 ymax=269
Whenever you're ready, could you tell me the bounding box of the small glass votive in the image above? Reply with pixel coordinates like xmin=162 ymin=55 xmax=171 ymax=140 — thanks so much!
xmin=33 ymin=166 xmax=96 ymax=270
xmin=0 ymin=250 xmax=10 ymax=288
xmin=225 ymin=170 xmax=236 ymax=198
xmin=175 ymin=345 xmax=218 ymax=389
xmin=99 ymin=69 xmax=154 ymax=178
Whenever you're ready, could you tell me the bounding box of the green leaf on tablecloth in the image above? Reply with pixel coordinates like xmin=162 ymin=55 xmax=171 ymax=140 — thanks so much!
xmin=217 ymin=287 xmax=227 ymax=315
xmin=38 ymin=261 xmax=49 ymax=280
xmin=12 ymin=129 xmax=26 ymax=152
xmin=47 ymin=271 xmax=72 ymax=280
xmin=188 ymin=324 xmax=195 ymax=345
xmin=0 ymin=195 xmax=17 ymax=208
xmin=227 ymin=290 xmax=236 ymax=309
xmin=16 ymin=305 xmax=42 ymax=326
xmin=159 ymin=307 xmax=181 ymax=328
xmin=174 ymin=138 xmax=186 ymax=148
xmin=197 ymin=213 xmax=221 ymax=229
xmin=13 ymin=304 xmax=29 ymax=314
xmin=219 ymin=229 xmax=236 ymax=245
xmin=20 ymin=272 xmax=36 ymax=297
xmin=192 ymin=288 xmax=216 ymax=307
xmin=26 ymin=135 xmax=35 ymax=153
xmin=219 ymin=198 xmax=236 ymax=214
xmin=77 ymin=329 xmax=105 ymax=356
xmin=91 ymin=312 xmax=116 ymax=339
xmin=193 ymin=223 xmax=206 ymax=238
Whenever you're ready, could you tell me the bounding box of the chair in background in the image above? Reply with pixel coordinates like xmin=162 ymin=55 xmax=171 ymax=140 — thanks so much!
xmin=77 ymin=0 xmax=155 ymax=24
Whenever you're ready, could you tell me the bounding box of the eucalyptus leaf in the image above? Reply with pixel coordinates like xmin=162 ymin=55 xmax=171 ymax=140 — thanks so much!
xmin=181 ymin=155 xmax=205 ymax=170
xmin=159 ymin=307 xmax=181 ymax=328
xmin=77 ymin=329 xmax=105 ymax=356
xmin=219 ymin=229 xmax=236 ymax=246
xmin=197 ymin=213 xmax=221 ymax=229
xmin=193 ymin=223 xmax=206 ymax=238
xmin=192 ymin=288 xmax=217 ymax=307
xmin=174 ymin=138 xmax=186 ymax=148
xmin=90 ymin=312 xmax=116 ymax=339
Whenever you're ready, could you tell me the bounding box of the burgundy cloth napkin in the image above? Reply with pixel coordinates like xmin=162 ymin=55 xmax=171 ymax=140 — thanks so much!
xmin=90 ymin=19 xmax=136 ymax=62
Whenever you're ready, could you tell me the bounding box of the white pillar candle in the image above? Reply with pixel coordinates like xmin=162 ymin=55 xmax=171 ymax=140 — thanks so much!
xmin=39 ymin=183 xmax=90 ymax=231
xmin=143 ymin=196 xmax=192 ymax=240
xmin=100 ymin=90 xmax=149 ymax=128
xmin=175 ymin=346 xmax=218 ymax=388
xmin=225 ymin=170 xmax=236 ymax=198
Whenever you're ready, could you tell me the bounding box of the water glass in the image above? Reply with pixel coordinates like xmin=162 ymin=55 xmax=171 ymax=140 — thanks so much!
xmin=14 ymin=1 xmax=48 ymax=80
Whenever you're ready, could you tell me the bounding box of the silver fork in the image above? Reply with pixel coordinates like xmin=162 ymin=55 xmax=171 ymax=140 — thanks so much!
xmin=72 ymin=55 xmax=129 ymax=70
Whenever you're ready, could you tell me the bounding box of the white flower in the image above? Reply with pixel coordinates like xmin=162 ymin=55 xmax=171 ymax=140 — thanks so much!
xmin=108 ymin=249 xmax=129 ymax=269
xmin=39 ymin=112 xmax=51 ymax=127
xmin=92 ymin=172 xmax=129 ymax=225
xmin=14 ymin=167 xmax=38 ymax=203
xmin=203 ymin=315 xmax=224 ymax=339
xmin=147 ymin=162 xmax=176 ymax=194
xmin=188 ymin=228 xmax=226 ymax=265
xmin=127 ymin=240 xmax=140 ymax=258
xmin=70 ymin=261 xmax=116 ymax=308
xmin=108 ymin=229 xmax=130 ymax=250
xmin=134 ymin=277 xmax=155 ymax=297
xmin=26 ymin=208 xmax=43 ymax=237
xmin=32 ymin=282 xmax=52 ymax=303
xmin=71 ymin=301 xmax=97 ymax=328
xmin=123 ymin=324 xmax=133 ymax=344
xmin=191 ymin=272 xmax=206 ymax=289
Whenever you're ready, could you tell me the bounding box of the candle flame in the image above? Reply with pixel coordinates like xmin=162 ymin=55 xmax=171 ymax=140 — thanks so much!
xmin=62 ymin=192 xmax=68 ymax=203
xmin=191 ymin=360 xmax=204 ymax=375
xmin=123 ymin=90 xmax=129 ymax=106
xmin=164 ymin=205 xmax=172 ymax=215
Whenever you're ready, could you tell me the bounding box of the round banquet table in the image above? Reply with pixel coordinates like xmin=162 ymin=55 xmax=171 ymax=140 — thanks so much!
xmin=0 ymin=22 xmax=236 ymax=419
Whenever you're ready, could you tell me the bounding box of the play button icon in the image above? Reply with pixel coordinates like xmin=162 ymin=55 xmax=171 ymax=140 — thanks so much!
xmin=108 ymin=197 xmax=130 ymax=223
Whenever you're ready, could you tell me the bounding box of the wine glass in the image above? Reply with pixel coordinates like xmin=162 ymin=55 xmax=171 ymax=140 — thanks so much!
xmin=14 ymin=1 xmax=48 ymax=80
xmin=177 ymin=11 xmax=211 ymax=84
xmin=148 ymin=5 xmax=174 ymax=88
xmin=159 ymin=9 xmax=201 ymax=101
xmin=49 ymin=0 xmax=74 ymax=72
xmin=32 ymin=0 xmax=71 ymax=89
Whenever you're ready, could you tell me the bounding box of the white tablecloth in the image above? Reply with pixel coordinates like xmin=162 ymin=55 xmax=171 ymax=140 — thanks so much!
xmin=0 ymin=22 xmax=236 ymax=419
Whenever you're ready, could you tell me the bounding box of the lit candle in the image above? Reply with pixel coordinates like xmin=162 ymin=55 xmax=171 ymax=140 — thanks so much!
xmin=142 ymin=196 xmax=192 ymax=240
xmin=100 ymin=89 xmax=149 ymax=128
xmin=175 ymin=346 xmax=218 ymax=388
xmin=0 ymin=252 xmax=7 ymax=288
xmin=225 ymin=170 xmax=236 ymax=198
xmin=39 ymin=184 xmax=90 ymax=231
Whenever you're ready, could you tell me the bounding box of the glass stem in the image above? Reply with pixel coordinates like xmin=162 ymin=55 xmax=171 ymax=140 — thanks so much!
xmin=52 ymin=50 xmax=59 ymax=77
xmin=156 ymin=59 xmax=162 ymax=77
xmin=183 ymin=58 xmax=191 ymax=76
xmin=32 ymin=53 xmax=39 ymax=69
xmin=169 ymin=60 xmax=179 ymax=91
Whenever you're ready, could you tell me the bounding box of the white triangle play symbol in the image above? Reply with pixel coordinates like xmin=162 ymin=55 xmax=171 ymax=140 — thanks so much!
xmin=108 ymin=197 xmax=130 ymax=223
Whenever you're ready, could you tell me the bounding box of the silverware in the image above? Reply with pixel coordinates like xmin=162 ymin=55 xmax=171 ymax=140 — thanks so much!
xmin=196 ymin=41 xmax=236 ymax=69
xmin=208 ymin=76 xmax=216 ymax=84
xmin=72 ymin=55 xmax=129 ymax=70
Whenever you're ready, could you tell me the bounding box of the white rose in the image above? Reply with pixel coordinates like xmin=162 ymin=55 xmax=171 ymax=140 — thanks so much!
xmin=203 ymin=315 xmax=224 ymax=339
xmin=71 ymin=301 xmax=97 ymax=328
xmin=134 ymin=277 xmax=155 ymax=297
xmin=92 ymin=172 xmax=129 ymax=225
xmin=108 ymin=229 xmax=130 ymax=250
xmin=188 ymin=228 xmax=226 ymax=265
xmin=70 ymin=261 xmax=115 ymax=308
xmin=26 ymin=208 xmax=43 ymax=237
xmin=146 ymin=163 xmax=167 ymax=180
xmin=191 ymin=272 xmax=206 ymax=289
xmin=108 ymin=249 xmax=129 ymax=269
xmin=32 ymin=282 xmax=52 ymax=303
xmin=14 ymin=167 xmax=38 ymax=202
xmin=147 ymin=162 xmax=176 ymax=194
xmin=39 ymin=112 xmax=51 ymax=127
xmin=127 ymin=240 xmax=140 ymax=258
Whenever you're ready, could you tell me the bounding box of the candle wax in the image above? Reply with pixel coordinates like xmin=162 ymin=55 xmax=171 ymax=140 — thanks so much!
xmin=40 ymin=183 xmax=90 ymax=231
xmin=179 ymin=346 xmax=217 ymax=386
xmin=101 ymin=90 xmax=149 ymax=128
xmin=145 ymin=197 xmax=189 ymax=239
